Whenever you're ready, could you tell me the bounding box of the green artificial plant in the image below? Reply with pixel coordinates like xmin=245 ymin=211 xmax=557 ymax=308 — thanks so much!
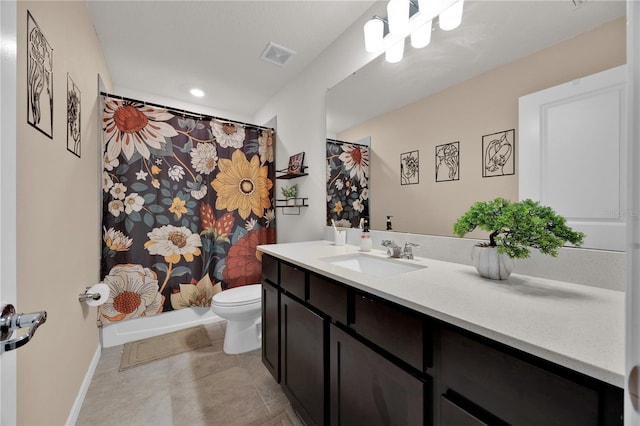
xmin=281 ymin=184 xmax=298 ymax=199
xmin=453 ymin=198 xmax=585 ymax=259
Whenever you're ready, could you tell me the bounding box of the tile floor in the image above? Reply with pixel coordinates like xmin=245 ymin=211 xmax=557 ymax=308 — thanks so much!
xmin=76 ymin=322 xmax=304 ymax=426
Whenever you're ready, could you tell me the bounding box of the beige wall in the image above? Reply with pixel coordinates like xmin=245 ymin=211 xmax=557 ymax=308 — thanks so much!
xmin=16 ymin=1 xmax=112 ymax=424
xmin=338 ymin=18 xmax=626 ymax=236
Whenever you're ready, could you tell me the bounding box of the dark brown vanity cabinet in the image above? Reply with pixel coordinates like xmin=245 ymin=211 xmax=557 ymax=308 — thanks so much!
xmin=261 ymin=255 xmax=623 ymax=426
xmin=280 ymin=293 xmax=326 ymax=426
xmin=329 ymin=324 xmax=427 ymax=426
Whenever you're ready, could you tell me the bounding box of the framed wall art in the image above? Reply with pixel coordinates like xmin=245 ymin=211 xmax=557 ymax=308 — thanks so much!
xmin=287 ymin=152 xmax=305 ymax=174
xmin=67 ymin=74 xmax=81 ymax=157
xmin=435 ymin=142 xmax=460 ymax=182
xmin=27 ymin=10 xmax=54 ymax=139
xmin=401 ymin=150 xmax=419 ymax=185
xmin=482 ymin=129 xmax=515 ymax=177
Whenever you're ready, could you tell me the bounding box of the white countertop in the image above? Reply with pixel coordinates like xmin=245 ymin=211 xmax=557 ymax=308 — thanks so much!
xmin=258 ymin=240 xmax=625 ymax=388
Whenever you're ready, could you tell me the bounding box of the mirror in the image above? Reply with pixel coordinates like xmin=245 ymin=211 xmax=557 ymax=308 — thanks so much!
xmin=326 ymin=0 xmax=626 ymax=237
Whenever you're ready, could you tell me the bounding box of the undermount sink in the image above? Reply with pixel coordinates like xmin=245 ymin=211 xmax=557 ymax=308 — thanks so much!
xmin=320 ymin=253 xmax=426 ymax=277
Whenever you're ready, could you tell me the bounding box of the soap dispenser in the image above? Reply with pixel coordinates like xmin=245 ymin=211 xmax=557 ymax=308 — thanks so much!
xmin=360 ymin=217 xmax=372 ymax=252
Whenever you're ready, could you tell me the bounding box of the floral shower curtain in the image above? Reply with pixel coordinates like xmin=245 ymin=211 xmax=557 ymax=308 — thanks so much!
xmin=326 ymin=139 xmax=369 ymax=228
xmin=100 ymin=95 xmax=276 ymax=325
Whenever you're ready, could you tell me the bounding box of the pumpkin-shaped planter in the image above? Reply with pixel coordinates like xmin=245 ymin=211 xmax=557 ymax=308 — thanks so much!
xmin=471 ymin=244 xmax=513 ymax=280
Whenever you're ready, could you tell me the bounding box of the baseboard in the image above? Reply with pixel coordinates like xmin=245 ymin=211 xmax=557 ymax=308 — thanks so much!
xmin=100 ymin=308 xmax=223 ymax=348
xmin=65 ymin=345 xmax=101 ymax=426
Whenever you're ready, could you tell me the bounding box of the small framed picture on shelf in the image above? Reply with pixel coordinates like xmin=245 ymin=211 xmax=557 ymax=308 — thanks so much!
xmin=287 ymin=152 xmax=305 ymax=174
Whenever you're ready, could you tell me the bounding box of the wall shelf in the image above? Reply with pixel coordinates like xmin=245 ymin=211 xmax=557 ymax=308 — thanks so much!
xmin=276 ymin=198 xmax=308 ymax=215
xmin=276 ymin=167 xmax=308 ymax=180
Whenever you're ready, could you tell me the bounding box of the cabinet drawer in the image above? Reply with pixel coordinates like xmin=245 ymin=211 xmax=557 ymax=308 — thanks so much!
xmin=280 ymin=262 xmax=307 ymax=300
xmin=308 ymin=273 xmax=348 ymax=324
xmin=352 ymin=292 xmax=428 ymax=372
xmin=440 ymin=396 xmax=489 ymax=426
xmin=261 ymin=253 xmax=279 ymax=285
xmin=440 ymin=327 xmax=599 ymax=426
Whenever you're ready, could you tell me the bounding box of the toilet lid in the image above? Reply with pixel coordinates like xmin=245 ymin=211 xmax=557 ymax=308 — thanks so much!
xmin=212 ymin=284 xmax=261 ymax=307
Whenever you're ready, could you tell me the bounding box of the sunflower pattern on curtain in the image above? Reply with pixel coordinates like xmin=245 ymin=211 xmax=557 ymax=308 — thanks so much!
xmin=100 ymin=95 xmax=276 ymax=325
xmin=326 ymin=139 xmax=369 ymax=228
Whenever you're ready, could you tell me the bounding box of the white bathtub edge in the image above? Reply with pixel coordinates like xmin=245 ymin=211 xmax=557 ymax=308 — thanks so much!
xmin=100 ymin=308 xmax=224 ymax=348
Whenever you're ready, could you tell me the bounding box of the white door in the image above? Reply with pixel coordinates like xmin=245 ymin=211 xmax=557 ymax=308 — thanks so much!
xmin=1 ymin=1 xmax=18 ymax=424
xmin=628 ymin=1 xmax=640 ymax=424
xmin=519 ymin=65 xmax=627 ymax=252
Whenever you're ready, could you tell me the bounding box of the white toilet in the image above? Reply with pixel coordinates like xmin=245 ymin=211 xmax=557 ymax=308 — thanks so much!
xmin=211 ymin=284 xmax=262 ymax=354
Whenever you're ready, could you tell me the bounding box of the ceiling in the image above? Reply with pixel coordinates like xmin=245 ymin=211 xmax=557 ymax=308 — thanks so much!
xmin=87 ymin=0 xmax=377 ymax=118
xmin=327 ymin=0 xmax=627 ymax=134
xmin=88 ymin=1 xmax=626 ymax=127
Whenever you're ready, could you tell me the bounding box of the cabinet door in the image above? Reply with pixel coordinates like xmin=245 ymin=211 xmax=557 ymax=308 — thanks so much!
xmin=262 ymin=281 xmax=279 ymax=382
xmin=281 ymin=294 xmax=325 ymax=426
xmin=330 ymin=324 xmax=426 ymax=426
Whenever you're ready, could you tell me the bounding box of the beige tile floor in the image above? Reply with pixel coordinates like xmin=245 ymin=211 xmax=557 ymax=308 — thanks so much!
xmin=76 ymin=322 xmax=304 ymax=426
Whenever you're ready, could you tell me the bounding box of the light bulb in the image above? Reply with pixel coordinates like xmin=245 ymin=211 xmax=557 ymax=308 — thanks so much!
xmin=385 ymin=39 xmax=405 ymax=63
xmin=411 ymin=20 xmax=432 ymax=49
xmin=387 ymin=0 xmax=410 ymax=35
xmin=439 ymin=0 xmax=464 ymax=31
xmin=364 ymin=18 xmax=384 ymax=53
xmin=190 ymin=88 xmax=205 ymax=97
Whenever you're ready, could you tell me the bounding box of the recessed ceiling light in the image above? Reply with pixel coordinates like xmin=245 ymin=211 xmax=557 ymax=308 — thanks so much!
xmin=190 ymin=88 xmax=205 ymax=97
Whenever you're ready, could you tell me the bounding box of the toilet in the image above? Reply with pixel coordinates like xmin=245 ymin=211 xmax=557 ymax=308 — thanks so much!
xmin=211 ymin=284 xmax=262 ymax=354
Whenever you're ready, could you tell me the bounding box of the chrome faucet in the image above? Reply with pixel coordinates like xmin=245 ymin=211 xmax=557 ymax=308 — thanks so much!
xmin=402 ymin=242 xmax=420 ymax=260
xmin=381 ymin=240 xmax=402 ymax=258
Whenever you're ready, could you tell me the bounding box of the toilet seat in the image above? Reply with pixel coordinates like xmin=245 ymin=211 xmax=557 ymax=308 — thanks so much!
xmin=212 ymin=284 xmax=261 ymax=307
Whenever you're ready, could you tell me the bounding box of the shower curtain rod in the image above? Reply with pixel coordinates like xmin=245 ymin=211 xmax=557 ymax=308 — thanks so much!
xmin=327 ymin=138 xmax=369 ymax=147
xmin=100 ymin=91 xmax=275 ymax=132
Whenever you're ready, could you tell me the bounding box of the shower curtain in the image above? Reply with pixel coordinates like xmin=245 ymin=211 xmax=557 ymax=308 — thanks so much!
xmin=326 ymin=139 xmax=369 ymax=228
xmin=99 ymin=95 xmax=276 ymax=325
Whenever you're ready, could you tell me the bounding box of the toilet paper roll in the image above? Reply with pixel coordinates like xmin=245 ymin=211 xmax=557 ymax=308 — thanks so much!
xmin=85 ymin=283 xmax=110 ymax=307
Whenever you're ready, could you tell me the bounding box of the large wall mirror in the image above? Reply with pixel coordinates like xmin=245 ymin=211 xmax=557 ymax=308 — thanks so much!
xmin=326 ymin=0 xmax=626 ymax=248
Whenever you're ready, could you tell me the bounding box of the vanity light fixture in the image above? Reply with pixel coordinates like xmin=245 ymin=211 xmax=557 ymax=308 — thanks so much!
xmin=364 ymin=0 xmax=464 ymax=63
xmin=190 ymin=88 xmax=205 ymax=97
xmin=438 ymin=0 xmax=464 ymax=31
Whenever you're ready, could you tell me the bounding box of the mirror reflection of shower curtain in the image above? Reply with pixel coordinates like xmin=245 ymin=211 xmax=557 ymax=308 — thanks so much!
xmin=99 ymin=94 xmax=276 ymax=325
xmin=326 ymin=139 xmax=370 ymax=228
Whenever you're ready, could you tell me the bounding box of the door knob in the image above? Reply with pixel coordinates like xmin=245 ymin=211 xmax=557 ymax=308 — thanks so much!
xmin=0 ymin=304 xmax=47 ymax=353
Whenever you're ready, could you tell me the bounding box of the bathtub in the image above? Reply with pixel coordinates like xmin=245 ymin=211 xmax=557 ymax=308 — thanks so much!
xmin=100 ymin=307 xmax=223 ymax=347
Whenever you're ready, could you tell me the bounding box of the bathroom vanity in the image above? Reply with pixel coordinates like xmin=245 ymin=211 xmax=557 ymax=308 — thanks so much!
xmin=258 ymin=241 xmax=624 ymax=426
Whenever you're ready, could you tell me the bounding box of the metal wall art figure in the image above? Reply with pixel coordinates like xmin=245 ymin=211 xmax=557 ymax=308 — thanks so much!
xmin=27 ymin=11 xmax=53 ymax=139
xmin=435 ymin=142 xmax=459 ymax=182
xmin=482 ymin=129 xmax=515 ymax=177
xmin=67 ymin=74 xmax=81 ymax=157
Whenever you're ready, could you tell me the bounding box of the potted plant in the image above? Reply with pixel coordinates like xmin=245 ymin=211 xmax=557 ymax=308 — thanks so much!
xmin=453 ymin=198 xmax=585 ymax=280
xmin=281 ymin=184 xmax=298 ymax=206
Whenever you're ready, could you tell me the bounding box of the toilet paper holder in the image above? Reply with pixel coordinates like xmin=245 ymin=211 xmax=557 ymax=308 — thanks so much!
xmin=78 ymin=287 xmax=104 ymax=302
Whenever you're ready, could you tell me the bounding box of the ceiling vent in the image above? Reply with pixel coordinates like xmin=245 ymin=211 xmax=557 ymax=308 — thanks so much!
xmin=260 ymin=42 xmax=296 ymax=67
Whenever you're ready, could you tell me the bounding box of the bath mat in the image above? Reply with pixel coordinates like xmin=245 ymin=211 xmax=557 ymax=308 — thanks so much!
xmin=119 ymin=325 xmax=211 ymax=371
